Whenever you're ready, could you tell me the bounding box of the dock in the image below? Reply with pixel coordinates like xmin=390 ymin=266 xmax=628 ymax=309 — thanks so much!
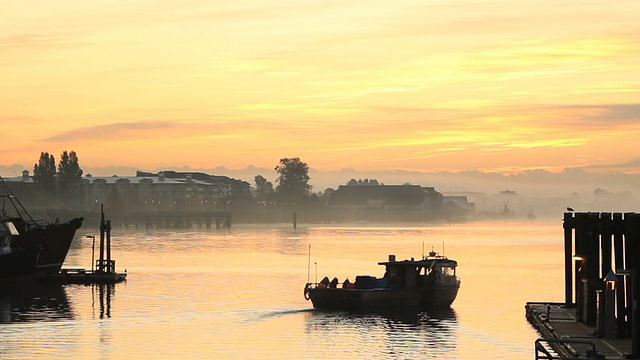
xmin=37 ymin=268 xmax=127 ymax=284
xmin=527 ymin=302 xmax=631 ymax=359
xmin=37 ymin=205 xmax=127 ymax=285
xmin=526 ymin=212 xmax=639 ymax=359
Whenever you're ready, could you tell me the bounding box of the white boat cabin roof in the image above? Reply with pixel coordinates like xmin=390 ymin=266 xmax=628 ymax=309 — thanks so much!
xmin=378 ymin=254 xmax=457 ymax=269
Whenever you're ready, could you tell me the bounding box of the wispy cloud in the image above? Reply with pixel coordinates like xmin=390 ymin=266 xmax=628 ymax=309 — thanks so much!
xmin=41 ymin=121 xmax=184 ymax=142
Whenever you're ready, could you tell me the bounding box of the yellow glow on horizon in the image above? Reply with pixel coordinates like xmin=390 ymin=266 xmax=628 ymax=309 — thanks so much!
xmin=1 ymin=1 xmax=639 ymax=176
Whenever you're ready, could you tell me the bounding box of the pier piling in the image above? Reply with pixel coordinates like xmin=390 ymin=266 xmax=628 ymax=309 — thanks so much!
xmin=560 ymin=211 xmax=640 ymax=357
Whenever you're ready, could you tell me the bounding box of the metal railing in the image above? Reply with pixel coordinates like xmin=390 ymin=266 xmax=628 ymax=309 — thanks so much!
xmin=535 ymin=338 xmax=603 ymax=360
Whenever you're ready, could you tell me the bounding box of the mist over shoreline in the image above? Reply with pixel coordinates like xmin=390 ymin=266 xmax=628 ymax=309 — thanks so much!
xmin=1 ymin=163 xmax=637 ymax=198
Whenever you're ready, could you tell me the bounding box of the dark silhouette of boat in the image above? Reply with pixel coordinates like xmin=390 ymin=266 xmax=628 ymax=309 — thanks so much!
xmin=304 ymin=251 xmax=460 ymax=311
xmin=0 ymin=240 xmax=39 ymax=278
xmin=1 ymin=177 xmax=83 ymax=276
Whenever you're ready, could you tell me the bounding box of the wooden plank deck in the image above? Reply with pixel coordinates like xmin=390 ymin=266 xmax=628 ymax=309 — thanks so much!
xmin=526 ymin=302 xmax=633 ymax=359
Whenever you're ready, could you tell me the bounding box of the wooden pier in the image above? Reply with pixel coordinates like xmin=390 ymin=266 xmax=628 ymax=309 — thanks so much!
xmin=116 ymin=211 xmax=231 ymax=229
xmin=527 ymin=212 xmax=639 ymax=359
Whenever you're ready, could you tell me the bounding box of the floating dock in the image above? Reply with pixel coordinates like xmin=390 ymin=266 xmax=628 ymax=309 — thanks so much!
xmin=37 ymin=206 xmax=127 ymax=285
xmin=37 ymin=268 xmax=126 ymax=284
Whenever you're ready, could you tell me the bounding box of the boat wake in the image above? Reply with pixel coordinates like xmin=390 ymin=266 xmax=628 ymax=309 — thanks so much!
xmin=243 ymin=308 xmax=313 ymax=324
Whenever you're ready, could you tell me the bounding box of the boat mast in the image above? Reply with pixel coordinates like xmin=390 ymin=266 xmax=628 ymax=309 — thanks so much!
xmin=307 ymin=243 xmax=311 ymax=284
xmin=0 ymin=176 xmax=38 ymax=225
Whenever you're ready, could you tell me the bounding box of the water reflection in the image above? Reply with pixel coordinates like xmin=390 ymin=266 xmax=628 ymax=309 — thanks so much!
xmin=91 ymin=284 xmax=116 ymax=319
xmin=0 ymin=282 xmax=74 ymax=323
xmin=305 ymin=307 xmax=458 ymax=358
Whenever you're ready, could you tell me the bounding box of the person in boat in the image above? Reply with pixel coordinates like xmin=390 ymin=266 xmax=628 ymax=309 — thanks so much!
xmin=320 ymin=276 xmax=330 ymax=286
xmin=342 ymin=278 xmax=351 ymax=288
xmin=329 ymin=277 xmax=338 ymax=288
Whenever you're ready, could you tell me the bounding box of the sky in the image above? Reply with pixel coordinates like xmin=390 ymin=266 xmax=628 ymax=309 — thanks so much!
xmin=2 ymin=0 xmax=640 ymax=188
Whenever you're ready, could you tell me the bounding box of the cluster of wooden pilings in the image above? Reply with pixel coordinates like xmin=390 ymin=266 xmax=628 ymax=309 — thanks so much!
xmin=115 ymin=211 xmax=232 ymax=229
xmin=563 ymin=212 xmax=639 ymax=353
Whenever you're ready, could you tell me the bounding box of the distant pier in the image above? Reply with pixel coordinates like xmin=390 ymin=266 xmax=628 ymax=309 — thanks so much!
xmin=527 ymin=212 xmax=639 ymax=359
xmin=63 ymin=210 xmax=234 ymax=229
xmin=121 ymin=211 xmax=232 ymax=229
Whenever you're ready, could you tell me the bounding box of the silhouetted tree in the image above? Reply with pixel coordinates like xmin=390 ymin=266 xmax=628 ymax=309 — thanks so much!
xmin=346 ymin=178 xmax=379 ymax=186
xmin=274 ymin=157 xmax=312 ymax=204
xmin=33 ymin=152 xmax=57 ymax=196
xmin=58 ymin=150 xmax=83 ymax=201
xmin=253 ymin=175 xmax=274 ymax=202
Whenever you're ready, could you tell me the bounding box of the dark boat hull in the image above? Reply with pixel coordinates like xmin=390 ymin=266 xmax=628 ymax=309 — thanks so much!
xmin=10 ymin=217 xmax=84 ymax=275
xmin=0 ymin=249 xmax=39 ymax=278
xmin=306 ymin=283 xmax=460 ymax=311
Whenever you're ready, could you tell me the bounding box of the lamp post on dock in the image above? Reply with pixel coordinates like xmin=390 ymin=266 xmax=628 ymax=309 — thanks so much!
xmin=616 ymin=268 xmax=638 ymax=358
xmin=603 ymin=270 xmax=618 ymax=339
xmin=573 ymin=255 xmax=585 ymax=320
xmin=86 ymin=235 xmax=96 ymax=272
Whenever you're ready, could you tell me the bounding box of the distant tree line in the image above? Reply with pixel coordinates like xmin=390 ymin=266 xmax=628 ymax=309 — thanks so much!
xmin=32 ymin=150 xmax=83 ymax=202
xmin=346 ymin=178 xmax=380 ymax=186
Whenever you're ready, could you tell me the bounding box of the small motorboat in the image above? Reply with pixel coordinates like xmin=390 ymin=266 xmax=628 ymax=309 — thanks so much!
xmin=304 ymin=251 xmax=460 ymax=311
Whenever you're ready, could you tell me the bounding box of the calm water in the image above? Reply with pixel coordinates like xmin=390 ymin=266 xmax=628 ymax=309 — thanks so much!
xmin=0 ymin=220 xmax=565 ymax=359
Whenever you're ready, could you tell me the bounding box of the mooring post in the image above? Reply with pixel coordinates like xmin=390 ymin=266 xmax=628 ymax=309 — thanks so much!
xmin=584 ymin=212 xmax=600 ymax=325
xmin=564 ymin=212 xmax=574 ymax=306
xmin=106 ymin=219 xmax=112 ymax=273
xmin=99 ymin=205 xmax=106 ymax=272
xmin=631 ymin=269 xmax=639 ymax=357
xmin=612 ymin=212 xmax=627 ymax=336
xmin=574 ymin=212 xmax=588 ymax=322
xmin=600 ymin=213 xmax=613 ymax=278
xmin=625 ymin=212 xmax=640 ymax=357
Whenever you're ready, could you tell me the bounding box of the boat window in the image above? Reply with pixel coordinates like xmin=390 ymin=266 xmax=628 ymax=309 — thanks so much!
xmin=6 ymin=221 xmax=19 ymax=236
xmin=441 ymin=266 xmax=455 ymax=276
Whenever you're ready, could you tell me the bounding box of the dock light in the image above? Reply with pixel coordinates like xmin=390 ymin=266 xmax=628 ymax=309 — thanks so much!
xmin=604 ymin=270 xmax=618 ymax=290
xmin=573 ymin=255 xmax=585 ymax=272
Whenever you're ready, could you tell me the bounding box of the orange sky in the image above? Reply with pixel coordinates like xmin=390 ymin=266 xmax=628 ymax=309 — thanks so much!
xmin=2 ymin=1 xmax=639 ymax=177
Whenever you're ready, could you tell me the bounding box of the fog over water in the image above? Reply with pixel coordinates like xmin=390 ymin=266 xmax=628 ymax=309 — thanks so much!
xmin=1 ymin=163 xmax=638 ymax=219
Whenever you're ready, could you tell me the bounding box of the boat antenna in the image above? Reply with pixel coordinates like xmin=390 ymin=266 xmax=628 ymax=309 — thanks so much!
xmin=442 ymin=241 xmax=445 ymax=256
xmin=307 ymin=244 xmax=311 ymax=284
xmin=314 ymin=262 xmax=318 ymax=284
xmin=422 ymin=241 xmax=424 ymax=260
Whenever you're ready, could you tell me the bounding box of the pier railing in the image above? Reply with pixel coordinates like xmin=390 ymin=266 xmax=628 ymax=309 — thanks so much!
xmin=534 ymin=338 xmax=600 ymax=360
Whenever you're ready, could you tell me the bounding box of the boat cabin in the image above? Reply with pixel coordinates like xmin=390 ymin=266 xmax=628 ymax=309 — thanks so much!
xmin=375 ymin=252 xmax=458 ymax=290
xmin=0 ymin=221 xmax=19 ymax=252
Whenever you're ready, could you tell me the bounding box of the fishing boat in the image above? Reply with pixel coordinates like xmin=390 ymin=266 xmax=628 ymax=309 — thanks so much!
xmin=304 ymin=251 xmax=460 ymax=310
xmin=0 ymin=220 xmax=39 ymax=278
xmin=1 ymin=177 xmax=83 ymax=275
